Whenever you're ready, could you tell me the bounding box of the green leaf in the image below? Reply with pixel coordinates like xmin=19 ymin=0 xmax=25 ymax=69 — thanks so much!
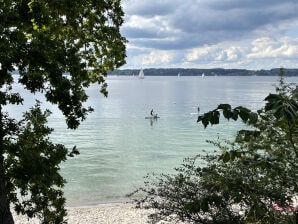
xmin=265 ymin=93 xmax=281 ymax=100
xmin=237 ymin=106 xmax=251 ymax=122
xmin=200 ymin=198 xmax=209 ymax=212
xmin=248 ymin=112 xmax=258 ymax=124
xmin=222 ymin=152 xmax=230 ymax=163
xmin=210 ymin=111 xmax=220 ymax=125
xmin=202 ymin=117 xmax=209 ymax=128
xmin=222 ymin=109 xmax=232 ymax=119
xmin=217 ymin=104 xmax=232 ymax=111
xmin=231 ymin=110 xmax=238 ymax=121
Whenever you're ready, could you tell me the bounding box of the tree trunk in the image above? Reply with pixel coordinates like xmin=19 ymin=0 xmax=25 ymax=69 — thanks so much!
xmin=0 ymin=186 xmax=14 ymax=224
xmin=0 ymin=104 xmax=14 ymax=224
xmin=0 ymin=154 xmax=14 ymax=224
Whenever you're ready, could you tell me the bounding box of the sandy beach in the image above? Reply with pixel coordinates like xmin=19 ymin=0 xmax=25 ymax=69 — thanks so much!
xmin=13 ymin=203 xmax=153 ymax=224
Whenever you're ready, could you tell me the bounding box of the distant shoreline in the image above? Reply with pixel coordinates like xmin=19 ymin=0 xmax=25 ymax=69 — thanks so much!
xmin=10 ymin=68 xmax=298 ymax=77
xmin=108 ymin=68 xmax=298 ymax=77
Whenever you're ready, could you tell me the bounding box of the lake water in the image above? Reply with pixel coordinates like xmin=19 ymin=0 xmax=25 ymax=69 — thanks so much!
xmin=6 ymin=75 xmax=298 ymax=206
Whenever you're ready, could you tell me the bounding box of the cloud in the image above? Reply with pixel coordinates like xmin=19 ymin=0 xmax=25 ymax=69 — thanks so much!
xmin=122 ymin=0 xmax=175 ymax=17
xmin=185 ymin=44 xmax=246 ymax=65
xmin=216 ymin=47 xmax=242 ymax=61
xmin=125 ymin=44 xmax=182 ymax=68
xmin=186 ymin=45 xmax=218 ymax=62
xmin=121 ymin=0 xmax=298 ymax=69
xmin=247 ymin=37 xmax=298 ymax=59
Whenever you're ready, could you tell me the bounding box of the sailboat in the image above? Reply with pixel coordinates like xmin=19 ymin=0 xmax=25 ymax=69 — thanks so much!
xmin=178 ymin=72 xmax=181 ymax=77
xmin=138 ymin=68 xmax=144 ymax=79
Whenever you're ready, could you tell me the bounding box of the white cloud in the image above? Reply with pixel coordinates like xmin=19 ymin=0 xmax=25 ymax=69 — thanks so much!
xmin=124 ymin=47 xmax=179 ymax=68
xmin=185 ymin=45 xmax=244 ymax=64
xmin=124 ymin=15 xmax=164 ymax=31
xmin=247 ymin=37 xmax=298 ymax=59
xmin=215 ymin=47 xmax=242 ymax=61
xmin=142 ymin=50 xmax=174 ymax=66
xmin=185 ymin=45 xmax=217 ymax=61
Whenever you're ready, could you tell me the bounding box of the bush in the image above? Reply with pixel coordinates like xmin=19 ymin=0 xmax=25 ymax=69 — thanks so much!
xmin=131 ymin=69 xmax=298 ymax=224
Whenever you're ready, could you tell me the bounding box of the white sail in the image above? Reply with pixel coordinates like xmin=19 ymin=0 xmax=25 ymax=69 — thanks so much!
xmin=138 ymin=68 xmax=144 ymax=79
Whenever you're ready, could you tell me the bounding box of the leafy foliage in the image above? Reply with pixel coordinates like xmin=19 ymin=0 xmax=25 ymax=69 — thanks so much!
xmin=197 ymin=104 xmax=258 ymax=128
xmin=1 ymin=0 xmax=126 ymax=128
xmin=131 ymin=69 xmax=298 ymax=223
xmin=0 ymin=0 xmax=126 ymax=223
xmin=6 ymin=102 xmax=68 ymax=223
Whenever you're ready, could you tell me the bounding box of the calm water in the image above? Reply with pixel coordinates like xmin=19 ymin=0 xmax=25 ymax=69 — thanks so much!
xmin=6 ymin=76 xmax=298 ymax=206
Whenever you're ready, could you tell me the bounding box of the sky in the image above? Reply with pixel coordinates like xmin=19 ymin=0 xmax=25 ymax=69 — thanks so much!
xmin=120 ymin=0 xmax=298 ymax=69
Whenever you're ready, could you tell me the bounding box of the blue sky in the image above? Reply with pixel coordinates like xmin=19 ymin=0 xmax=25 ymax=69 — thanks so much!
xmin=120 ymin=0 xmax=298 ymax=69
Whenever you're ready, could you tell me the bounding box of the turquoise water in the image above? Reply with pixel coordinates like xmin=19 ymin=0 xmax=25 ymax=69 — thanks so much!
xmin=6 ymin=76 xmax=298 ymax=206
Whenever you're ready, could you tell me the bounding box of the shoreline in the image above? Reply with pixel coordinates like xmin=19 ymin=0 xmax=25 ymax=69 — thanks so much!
xmin=13 ymin=202 xmax=152 ymax=224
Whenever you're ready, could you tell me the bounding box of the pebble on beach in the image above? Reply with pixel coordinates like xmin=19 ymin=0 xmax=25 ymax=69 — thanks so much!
xmin=13 ymin=203 xmax=151 ymax=224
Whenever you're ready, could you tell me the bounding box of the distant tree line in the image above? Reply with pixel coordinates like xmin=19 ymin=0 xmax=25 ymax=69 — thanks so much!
xmin=108 ymin=68 xmax=298 ymax=76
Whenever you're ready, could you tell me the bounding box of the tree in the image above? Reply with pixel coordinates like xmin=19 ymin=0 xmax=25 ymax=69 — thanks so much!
xmin=131 ymin=69 xmax=298 ymax=223
xmin=0 ymin=0 xmax=126 ymax=223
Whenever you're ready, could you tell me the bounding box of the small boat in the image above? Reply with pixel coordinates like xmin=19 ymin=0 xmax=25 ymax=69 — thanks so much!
xmin=145 ymin=115 xmax=160 ymax=119
xmin=138 ymin=68 xmax=144 ymax=79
